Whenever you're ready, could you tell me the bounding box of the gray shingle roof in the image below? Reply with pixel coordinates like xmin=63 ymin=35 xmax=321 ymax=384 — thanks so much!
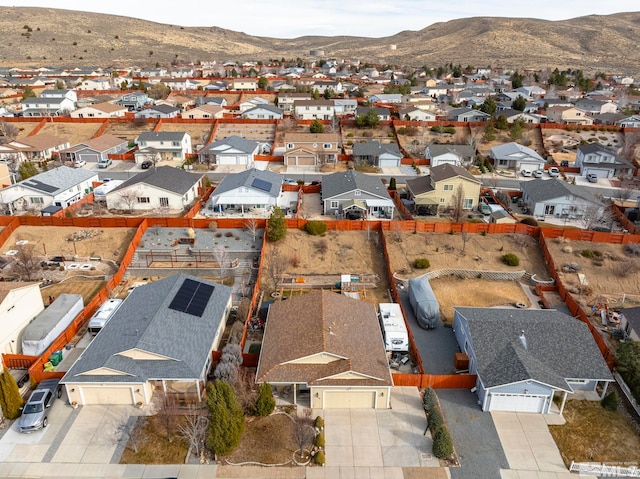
xmin=110 ymin=166 xmax=202 ymax=195
xmin=212 ymin=168 xmax=282 ymax=198
xmin=137 ymin=131 xmax=187 ymax=142
xmin=243 ymin=105 xmax=282 ymax=116
xmin=427 ymin=144 xmax=475 ymax=160
xmin=203 ymin=135 xmax=259 ymax=155
xmin=17 ymin=166 xmax=96 ymax=195
xmin=321 ymin=170 xmax=391 ymax=200
xmin=62 ymin=274 xmax=232 ymax=384
xmin=352 ymin=141 xmax=401 ymax=158
xmin=520 ymin=178 xmax=599 ymax=204
xmin=456 ymin=307 xmax=612 ymax=390
xmin=429 ymin=163 xmax=480 ymax=183
xmin=491 ymin=142 xmax=544 ymax=162
xmin=146 ymin=104 xmax=179 ymax=114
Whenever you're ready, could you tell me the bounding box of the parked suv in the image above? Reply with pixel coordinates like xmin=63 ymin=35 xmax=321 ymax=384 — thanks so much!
xmin=98 ymin=158 xmax=112 ymax=169
xmin=18 ymin=379 xmax=61 ymax=433
xmin=548 ymin=167 xmax=560 ymax=177
xmin=587 ymin=173 xmax=599 ymax=183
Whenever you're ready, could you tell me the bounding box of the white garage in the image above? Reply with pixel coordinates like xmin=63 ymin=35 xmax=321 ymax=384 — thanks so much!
xmin=488 ymin=393 xmax=549 ymax=414
xmin=78 ymin=386 xmax=136 ymax=405
xmin=583 ymin=168 xmax=612 ymax=179
xmin=322 ymin=390 xmax=377 ymax=409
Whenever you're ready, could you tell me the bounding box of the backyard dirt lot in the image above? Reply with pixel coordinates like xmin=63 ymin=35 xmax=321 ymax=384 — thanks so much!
xmin=158 ymin=122 xmax=214 ymax=145
xmin=38 ymin=121 xmax=103 ymax=145
xmin=14 ymin=121 xmax=46 ymax=139
xmin=41 ymin=277 xmax=106 ymax=306
xmin=104 ymin=120 xmax=158 ymax=143
xmin=470 ymin=125 xmax=544 ymax=158
xmin=1 ymin=226 xmax=137 ymax=262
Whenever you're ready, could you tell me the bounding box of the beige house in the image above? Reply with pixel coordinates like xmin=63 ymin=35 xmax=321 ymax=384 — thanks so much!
xmin=406 ymin=163 xmax=481 ymax=216
xmin=70 ymin=102 xmax=127 ymax=118
xmin=546 ymin=106 xmax=594 ymax=125
xmin=256 ymin=291 xmax=393 ymax=409
xmin=0 ymin=282 xmax=44 ymax=356
xmin=0 ymin=161 xmax=13 ymax=188
xmin=283 ymin=132 xmax=340 ymax=167
xmin=183 ymin=104 xmax=224 ymax=120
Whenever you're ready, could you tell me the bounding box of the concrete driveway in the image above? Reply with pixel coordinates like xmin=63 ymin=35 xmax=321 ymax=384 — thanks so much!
xmin=492 ymin=412 xmax=572 ymax=479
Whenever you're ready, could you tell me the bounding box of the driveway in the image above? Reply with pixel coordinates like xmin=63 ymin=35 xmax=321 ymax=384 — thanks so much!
xmin=492 ymin=412 xmax=571 ymax=479
xmin=438 ymin=389 xmax=508 ymax=479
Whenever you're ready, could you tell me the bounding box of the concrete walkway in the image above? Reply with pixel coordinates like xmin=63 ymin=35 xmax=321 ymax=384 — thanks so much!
xmin=492 ymin=412 xmax=572 ymax=479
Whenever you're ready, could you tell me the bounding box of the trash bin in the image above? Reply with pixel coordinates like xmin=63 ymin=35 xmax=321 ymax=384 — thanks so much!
xmin=48 ymin=354 xmax=61 ymax=366
xmin=511 ymin=196 xmax=518 ymax=204
xmin=53 ymin=350 xmax=63 ymax=361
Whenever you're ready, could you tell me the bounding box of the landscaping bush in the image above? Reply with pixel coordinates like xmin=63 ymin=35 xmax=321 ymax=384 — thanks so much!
xmin=397 ymin=126 xmax=408 ymax=135
xmin=267 ymin=207 xmax=287 ymax=241
xmin=601 ymin=391 xmax=618 ymax=412
xmin=501 ymin=253 xmax=520 ymax=266
xmin=314 ymin=432 xmax=325 ymax=448
xmin=443 ymin=126 xmax=456 ymax=135
xmin=314 ymin=450 xmax=326 ymax=465
xmin=0 ymin=370 xmax=24 ymax=420
xmin=432 ymin=426 xmax=454 ymax=459
xmin=581 ymin=249 xmax=602 ymax=259
xmin=427 ymin=408 xmax=444 ymax=434
xmin=304 ymin=220 xmax=328 ymax=236
xmin=253 ymin=382 xmax=276 ymax=416
xmin=248 ymin=343 xmax=261 ymax=354
xmin=206 ymin=380 xmax=245 ymax=456
xmin=520 ymin=217 xmax=538 ymax=226
xmin=430 ymin=126 xmax=442 ymax=133
xmin=414 ymin=258 xmax=431 ymax=269
xmin=423 ymin=387 xmax=438 ymax=412
xmin=616 ymin=341 xmax=640 ymax=403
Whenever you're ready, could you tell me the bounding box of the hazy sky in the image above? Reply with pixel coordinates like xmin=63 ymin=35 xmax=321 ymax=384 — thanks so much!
xmin=4 ymin=1 xmax=637 ymax=37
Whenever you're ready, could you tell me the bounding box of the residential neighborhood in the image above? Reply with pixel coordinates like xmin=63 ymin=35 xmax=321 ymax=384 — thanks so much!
xmin=0 ymin=36 xmax=639 ymax=479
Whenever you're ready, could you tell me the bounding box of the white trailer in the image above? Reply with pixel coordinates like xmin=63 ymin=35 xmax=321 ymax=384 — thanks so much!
xmin=87 ymin=298 xmax=123 ymax=336
xmin=378 ymin=303 xmax=409 ymax=352
xmin=93 ymin=180 xmax=123 ymax=202
xmin=22 ymin=294 xmax=84 ymax=356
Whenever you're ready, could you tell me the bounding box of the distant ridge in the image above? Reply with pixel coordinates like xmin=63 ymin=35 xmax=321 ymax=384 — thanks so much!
xmin=0 ymin=7 xmax=638 ymax=73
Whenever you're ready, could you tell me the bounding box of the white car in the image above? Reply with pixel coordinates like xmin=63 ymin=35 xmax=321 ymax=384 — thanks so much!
xmin=74 ymin=160 xmax=86 ymax=168
xmin=532 ymin=170 xmax=543 ymax=178
xmin=520 ymin=169 xmax=532 ymax=177
xmin=548 ymin=167 xmax=560 ymax=177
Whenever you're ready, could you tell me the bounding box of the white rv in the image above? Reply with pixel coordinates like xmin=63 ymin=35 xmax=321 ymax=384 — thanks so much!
xmin=378 ymin=303 xmax=409 ymax=352
xmin=88 ymin=299 xmax=123 ymax=336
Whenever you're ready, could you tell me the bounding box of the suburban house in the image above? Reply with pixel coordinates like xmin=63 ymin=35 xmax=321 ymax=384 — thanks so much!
xmin=61 ymin=134 xmax=129 ymax=164
xmin=546 ymin=106 xmax=593 ymax=125
xmin=70 ymin=102 xmax=127 ymax=118
xmin=134 ymin=104 xmax=180 ymax=119
xmin=134 ymin=131 xmax=192 ymax=163
xmin=406 ymin=163 xmax=481 ymax=216
xmin=619 ymin=307 xmax=640 ymax=341
xmin=490 ymin=142 xmax=545 ymax=173
xmin=21 ymin=90 xmax=76 ymax=117
xmin=575 ymin=143 xmax=634 ymax=179
xmin=293 ymin=100 xmax=336 ymax=120
xmin=75 ymin=77 xmax=112 ymax=91
xmin=399 ymin=106 xmax=437 ymax=121
xmin=425 ymin=144 xmax=475 ymax=168
xmin=333 ymin=99 xmax=358 ymax=116
xmin=62 ymin=274 xmax=232 ymax=405
xmin=356 ymin=106 xmax=391 ymax=121
xmin=574 ymin=99 xmax=618 ymax=117
xmin=116 ymin=92 xmax=149 ymax=110
xmin=519 ymin=178 xmax=604 ymax=220
xmin=283 ymin=133 xmax=340 ymax=168
xmin=0 ymin=166 xmax=98 ymax=214
xmin=352 ymin=141 xmax=402 ymax=168
xmin=277 ymin=92 xmax=312 ymax=113
xmin=453 ymin=307 xmax=613 ymax=414
xmin=205 ymin=168 xmax=284 ymax=215
xmin=2 ymin=133 xmax=70 ymax=162
xmin=231 ymin=79 xmax=258 ymax=91
xmin=616 ymin=115 xmax=640 ymax=128
xmin=0 ymin=282 xmax=45 ymax=355
xmin=256 ymin=291 xmax=393 ymax=409
xmin=106 ymin=166 xmax=203 ymax=212
xmin=499 ymin=109 xmax=541 ymax=124
xmin=322 ymin=170 xmax=395 ymax=219
xmin=241 ymin=104 xmax=283 ymax=120
xmin=238 ymin=97 xmax=270 ymax=113
xmin=183 ymin=104 xmax=224 ymax=120
xmin=369 ymin=93 xmax=402 ymax=104
xmin=312 ymin=80 xmax=343 ymax=95
xmin=447 ymin=107 xmax=491 ymax=122
xmin=198 ymin=135 xmax=260 ymax=168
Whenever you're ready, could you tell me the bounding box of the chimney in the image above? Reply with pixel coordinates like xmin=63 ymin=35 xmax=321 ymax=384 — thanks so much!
xmin=519 ymin=330 xmax=527 ymax=350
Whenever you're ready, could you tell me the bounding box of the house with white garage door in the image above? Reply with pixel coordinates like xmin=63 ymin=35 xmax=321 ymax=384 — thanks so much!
xmin=61 ymin=134 xmax=129 ymax=164
xmin=256 ymin=290 xmax=393 ymax=409
xmin=198 ymin=135 xmax=260 ymax=168
xmin=453 ymin=307 xmax=613 ymax=414
xmin=61 ymin=274 xmax=232 ymax=405
xmin=352 ymin=140 xmax=402 ymax=167
xmin=575 ymin=143 xmax=635 ymax=179
xmin=206 ymin=168 xmax=284 ymax=215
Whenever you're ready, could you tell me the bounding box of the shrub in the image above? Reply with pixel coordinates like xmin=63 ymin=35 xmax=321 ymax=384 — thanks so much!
xmin=253 ymin=382 xmax=276 ymax=416
xmin=314 ymin=416 xmax=325 ymax=429
xmin=267 ymin=207 xmax=287 ymax=241
xmin=431 ymin=126 xmax=442 ymax=133
xmin=428 ymin=408 xmax=444 ymax=434
xmin=206 ymin=380 xmax=245 ymax=455
xmin=414 ymin=258 xmax=431 ymax=269
xmin=616 ymin=341 xmax=640 ymax=403
xmin=225 ymin=231 xmax=234 ymax=237
xmin=501 ymin=253 xmax=520 ymax=266
xmin=314 ymin=450 xmax=326 ymax=465
xmin=581 ymin=249 xmax=602 ymax=259
xmin=601 ymin=391 xmax=617 ymax=412
xmin=0 ymin=370 xmax=24 ymax=420
xmin=314 ymin=432 xmax=325 ymax=447
xmin=305 ymin=220 xmax=328 ymax=236
xmin=248 ymin=343 xmax=261 ymax=354
xmin=432 ymin=426 xmax=454 ymax=458
xmin=347 ymin=132 xmax=354 ymax=138
xmin=423 ymin=387 xmax=438 ymax=412
xmin=397 ymin=126 xmax=408 ymax=135
xmin=443 ymin=126 xmax=456 ymax=134
xmin=520 ymin=217 xmax=538 ymax=226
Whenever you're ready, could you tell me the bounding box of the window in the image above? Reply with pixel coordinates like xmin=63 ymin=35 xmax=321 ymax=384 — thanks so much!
xmin=544 ymin=204 xmax=555 ymax=215
xmin=137 ymin=197 xmax=150 ymax=204
xmin=287 ymin=143 xmax=294 ymax=149
xmin=30 ymin=197 xmax=44 ymax=204
xmin=159 ymin=197 xmax=169 ymax=207
xmin=354 ymin=190 xmax=361 ymax=196
xmin=323 ymin=143 xmax=332 ymax=149
xmin=172 ymin=152 xmax=179 ymax=158
xmin=463 ymin=198 xmax=473 ymax=209
xmin=443 ymin=184 xmax=453 ymax=191
xmin=439 ymin=198 xmax=445 ymax=203
xmin=330 ymin=200 xmax=339 ymax=209
xmin=172 ymin=141 xmax=179 ymax=146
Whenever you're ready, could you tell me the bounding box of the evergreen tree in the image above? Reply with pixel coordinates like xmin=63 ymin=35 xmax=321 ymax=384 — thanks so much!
xmin=388 ymin=177 xmax=397 ymax=190
xmin=309 ymin=120 xmax=324 ymax=134
xmin=483 ymin=122 xmax=496 ymax=142
xmin=512 ymin=95 xmax=527 ymax=111
xmin=509 ymin=119 xmax=524 ymax=140
xmin=495 ymin=114 xmax=508 ymax=130
xmin=206 ymin=380 xmax=245 ymax=456
xmin=253 ymin=383 xmax=275 ymax=416
xmin=267 ymin=207 xmax=286 ymax=242
xmin=0 ymin=370 xmax=24 ymax=420
xmin=480 ymin=96 xmax=497 ymax=116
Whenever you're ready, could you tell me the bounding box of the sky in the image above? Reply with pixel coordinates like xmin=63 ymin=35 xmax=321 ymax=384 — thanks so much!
xmin=3 ymin=1 xmax=638 ymax=38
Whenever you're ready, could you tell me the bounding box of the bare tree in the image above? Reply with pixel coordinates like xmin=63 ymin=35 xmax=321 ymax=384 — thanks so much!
xmin=115 ymin=418 xmax=144 ymax=453
xmin=212 ymin=246 xmax=229 ymax=279
xmin=580 ymin=202 xmax=615 ymax=231
xmin=315 ymin=239 xmax=328 ymax=261
xmin=243 ymin=218 xmax=258 ymax=242
xmin=232 ymin=367 xmax=258 ymax=415
xmin=14 ymin=244 xmax=40 ymax=281
xmin=616 ymin=178 xmax=635 ymax=203
xmin=117 ymin=188 xmax=141 ymax=213
xmin=614 ymin=259 xmax=639 ymax=278
xmin=460 ymin=231 xmax=471 ymax=254
xmin=0 ymin=121 xmax=19 ymax=144
xmin=265 ymin=246 xmax=285 ymax=291
xmin=448 ymin=185 xmax=468 ymax=223
xmin=176 ymin=406 xmax=209 ymax=459
xmin=292 ymin=415 xmax=315 ymax=457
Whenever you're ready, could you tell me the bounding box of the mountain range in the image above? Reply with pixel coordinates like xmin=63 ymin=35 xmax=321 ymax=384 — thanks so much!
xmin=1 ymin=7 xmax=639 ymax=74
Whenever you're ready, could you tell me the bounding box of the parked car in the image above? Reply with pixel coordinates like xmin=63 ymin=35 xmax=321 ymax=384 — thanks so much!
xmin=282 ymin=178 xmax=298 ymax=185
xmin=141 ymin=160 xmax=153 ymax=169
xmin=17 ymin=379 xmax=61 ymax=433
xmin=520 ymin=169 xmax=532 ymax=177
xmin=548 ymin=167 xmax=560 ymax=177
xmin=345 ymin=210 xmax=363 ymax=220
xmin=587 ymin=173 xmax=599 ymax=183
xmin=532 ymin=169 xmax=543 ymax=178
xmin=73 ymin=160 xmax=86 ymax=168
xmin=98 ymin=158 xmax=112 ymax=169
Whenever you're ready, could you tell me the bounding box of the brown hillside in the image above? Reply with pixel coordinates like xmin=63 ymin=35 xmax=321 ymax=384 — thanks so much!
xmin=0 ymin=7 xmax=638 ymax=73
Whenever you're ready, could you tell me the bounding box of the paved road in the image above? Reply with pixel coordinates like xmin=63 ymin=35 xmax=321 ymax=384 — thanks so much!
xmin=438 ymin=389 xmax=509 ymax=479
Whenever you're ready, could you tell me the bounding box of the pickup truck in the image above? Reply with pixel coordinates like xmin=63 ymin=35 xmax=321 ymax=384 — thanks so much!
xmin=17 ymin=379 xmax=61 ymax=433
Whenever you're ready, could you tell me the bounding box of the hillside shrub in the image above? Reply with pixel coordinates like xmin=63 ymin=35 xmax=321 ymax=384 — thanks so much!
xmin=414 ymin=258 xmax=431 ymax=269
xmin=304 ymin=220 xmax=328 ymax=236
xmin=581 ymin=249 xmax=602 ymax=259
xmin=253 ymin=382 xmax=276 ymax=416
xmin=431 ymin=126 xmax=442 ymax=133
xmin=432 ymin=426 xmax=454 ymax=458
xmin=443 ymin=126 xmax=456 ymax=134
xmin=601 ymin=391 xmax=618 ymax=412
xmin=501 ymin=253 xmax=520 ymax=266
xmin=520 ymin=217 xmax=538 ymax=226
xmin=397 ymin=126 xmax=408 ymax=135
xmin=616 ymin=341 xmax=640 ymax=403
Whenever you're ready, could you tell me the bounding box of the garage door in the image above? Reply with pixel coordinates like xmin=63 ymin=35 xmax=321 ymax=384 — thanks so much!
xmin=488 ymin=393 xmax=547 ymax=413
xmin=218 ymin=155 xmax=238 ymax=165
xmin=289 ymin=155 xmax=315 ymax=166
xmin=584 ymin=168 xmax=611 ymax=179
xmin=80 ymin=153 xmax=100 ymax=163
xmin=80 ymin=386 xmax=134 ymax=405
xmin=378 ymin=159 xmax=399 ymax=168
xmin=323 ymin=391 xmax=376 ymax=409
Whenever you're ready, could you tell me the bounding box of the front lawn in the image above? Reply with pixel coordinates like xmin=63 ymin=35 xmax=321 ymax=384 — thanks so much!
xmin=120 ymin=415 xmax=189 ymax=464
xmin=549 ymin=399 xmax=640 ymax=466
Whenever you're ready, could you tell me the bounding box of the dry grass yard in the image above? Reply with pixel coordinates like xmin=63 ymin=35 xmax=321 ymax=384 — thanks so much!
xmin=14 ymin=121 xmax=46 ymax=139
xmin=104 ymin=120 xmax=159 ymax=143
xmin=158 ymin=122 xmax=214 ymax=145
xmin=38 ymin=121 xmax=103 ymax=145
xmin=41 ymin=277 xmax=106 ymax=306
xmin=470 ymin=125 xmax=544 ymax=158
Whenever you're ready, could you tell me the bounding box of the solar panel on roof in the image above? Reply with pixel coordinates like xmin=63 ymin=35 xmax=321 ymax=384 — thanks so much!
xmin=251 ymin=178 xmax=272 ymax=192
xmin=24 ymin=180 xmax=57 ymax=193
xmin=168 ymin=278 xmax=214 ymax=317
